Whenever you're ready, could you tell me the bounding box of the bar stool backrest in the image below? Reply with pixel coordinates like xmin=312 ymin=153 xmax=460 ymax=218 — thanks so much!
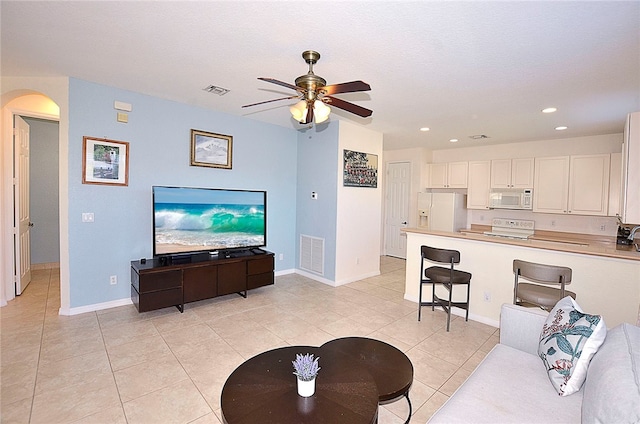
xmin=513 ymin=260 xmax=572 ymax=285
xmin=421 ymin=246 xmax=460 ymax=266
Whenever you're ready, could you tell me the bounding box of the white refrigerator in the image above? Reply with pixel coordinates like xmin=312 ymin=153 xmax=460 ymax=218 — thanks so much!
xmin=417 ymin=192 xmax=467 ymax=232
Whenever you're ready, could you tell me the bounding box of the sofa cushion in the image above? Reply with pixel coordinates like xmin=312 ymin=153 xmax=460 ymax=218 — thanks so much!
xmin=538 ymin=296 xmax=606 ymax=396
xmin=428 ymin=344 xmax=582 ymax=423
xmin=582 ymin=323 xmax=640 ymax=423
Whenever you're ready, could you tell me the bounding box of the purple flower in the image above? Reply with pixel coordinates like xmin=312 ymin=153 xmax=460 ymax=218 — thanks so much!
xmin=292 ymin=353 xmax=320 ymax=381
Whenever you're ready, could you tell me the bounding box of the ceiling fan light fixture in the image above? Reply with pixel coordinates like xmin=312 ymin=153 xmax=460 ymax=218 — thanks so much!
xmin=314 ymin=100 xmax=331 ymax=123
xmin=289 ymin=100 xmax=308 ymax=122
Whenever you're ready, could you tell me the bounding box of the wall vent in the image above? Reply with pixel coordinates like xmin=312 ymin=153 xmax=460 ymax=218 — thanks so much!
xmin=300 ymin=235 xmax=324 ymax=275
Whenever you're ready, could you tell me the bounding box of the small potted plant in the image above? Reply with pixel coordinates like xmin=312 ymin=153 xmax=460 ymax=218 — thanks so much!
xmin=292 ymin=353 xmax=320 ymax=397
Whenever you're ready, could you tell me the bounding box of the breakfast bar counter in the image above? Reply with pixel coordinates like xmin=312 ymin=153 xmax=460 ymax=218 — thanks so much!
xmin=403 ymin=227 xmax=640 ymax=328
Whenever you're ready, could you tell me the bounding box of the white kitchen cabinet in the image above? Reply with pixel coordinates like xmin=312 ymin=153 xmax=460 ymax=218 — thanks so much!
xmin=534 ymin=156 xmax=570 ymax=213
xmin=568 ymin=154 xmax=610 ymax=216
xmin=621 ymin=112 xmax=640 ymax=225
xmin=426 ymin=161 xmax=468 ymax=188
xmin=608 ymin=153 xmax=622 ymax=217
xmin=534 ymin=154 xmax=610 ymax=216
xmin=467 ymin=161 xmax=491 ymax=209
xmin=490 ymin=158 xmax=534 ymax=188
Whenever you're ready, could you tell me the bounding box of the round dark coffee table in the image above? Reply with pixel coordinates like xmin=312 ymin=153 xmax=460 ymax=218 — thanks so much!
xmin=322 ymin=337 xmax=414 ymax=423
xmin=220 ymin=346 xmax=379 ymax=424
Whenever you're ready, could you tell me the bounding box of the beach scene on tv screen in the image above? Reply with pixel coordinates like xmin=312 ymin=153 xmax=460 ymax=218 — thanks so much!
xmin=154 ymin=187 xmax=265 ymax=254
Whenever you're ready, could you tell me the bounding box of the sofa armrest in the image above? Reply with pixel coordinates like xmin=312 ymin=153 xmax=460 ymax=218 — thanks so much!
xmin=499 ymin=303 xmax=548 ymax=356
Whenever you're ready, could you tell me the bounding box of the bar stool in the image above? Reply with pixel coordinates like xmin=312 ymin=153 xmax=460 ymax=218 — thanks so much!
xmin=513 ymin=259 xmax=575 ymax=310
xmin=418 ymin=245 xmax=472 ymax=331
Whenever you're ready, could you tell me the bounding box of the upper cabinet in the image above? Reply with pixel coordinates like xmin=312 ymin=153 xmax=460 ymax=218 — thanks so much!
xmin=467 ymin=161 xmax=491 ymax=209
xmin=620 ymin=112 xmax=640 ymax=225
xmin=568 ymin=154 xmax=610 ymax=216
xmin=608 ymin=152 xmax=622 ymax=217
xmin=533 ymin=154 xmax=610 ymax=216
xmin=533 ymin=156 xmax=570 ymax=213
xmin=426 ymin=161 xmax=468 ymax=188
xmin=490 ymin=158 xmax=534 ymax=188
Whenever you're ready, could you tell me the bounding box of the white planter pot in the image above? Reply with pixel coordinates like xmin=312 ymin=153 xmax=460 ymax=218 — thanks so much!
xmin=297 ymin=377 xmax=315 ymax=397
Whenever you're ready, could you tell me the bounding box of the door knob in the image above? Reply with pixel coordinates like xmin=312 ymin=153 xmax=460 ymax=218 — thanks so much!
xmin=401 ymin=221 xmax=407 ymax=225
xmin=28 ymin=222 xmax=34 ymax=227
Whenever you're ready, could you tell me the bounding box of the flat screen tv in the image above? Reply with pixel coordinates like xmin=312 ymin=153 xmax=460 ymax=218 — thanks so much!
xmin=152 ymin=186 xmax=266 ymax=257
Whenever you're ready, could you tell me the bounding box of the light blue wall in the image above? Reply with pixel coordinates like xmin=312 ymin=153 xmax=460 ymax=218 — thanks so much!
xmin=67 ymin=78 xmax=298 ymax=308
xmin=295 ymin=124 xmax=339 ymax=280
xmin=25 ymin=117 xmax=60 ymax=264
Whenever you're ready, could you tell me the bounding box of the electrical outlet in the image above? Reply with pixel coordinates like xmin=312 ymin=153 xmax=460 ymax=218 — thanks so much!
xmin=600 ymin=225 xmax=606 ymax=231
xmin=110 ymin=275 xmax=117 ymax=285
xmin=279 ymin=253 xmax=284 ymax=261
xmin=483 ymin=291 xmax=491 ymax=302
xmin=551 ymin=220 xmax=556 ymax=227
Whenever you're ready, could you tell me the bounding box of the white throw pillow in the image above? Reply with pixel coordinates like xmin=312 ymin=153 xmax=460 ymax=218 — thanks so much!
xmin=537 ymin=296 xmax=606 ymax=396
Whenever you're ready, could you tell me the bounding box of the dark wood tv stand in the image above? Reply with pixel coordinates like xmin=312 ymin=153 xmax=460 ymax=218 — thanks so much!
xmin=130 ymin=250 xmax=274 ymax=313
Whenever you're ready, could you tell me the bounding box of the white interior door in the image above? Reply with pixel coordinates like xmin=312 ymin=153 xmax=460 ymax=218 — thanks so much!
xmin=384 ymin=162 xmax=411 ymax=258
xmin=14 ymin=115 xmax=32 ymax=295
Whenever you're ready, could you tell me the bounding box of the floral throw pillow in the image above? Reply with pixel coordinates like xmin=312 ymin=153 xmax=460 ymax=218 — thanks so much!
xmin=538 ymin=296 xmax=606 ymax=396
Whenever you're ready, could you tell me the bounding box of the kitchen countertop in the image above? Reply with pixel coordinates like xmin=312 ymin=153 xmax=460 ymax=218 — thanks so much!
xmin=403 ymin=225 xmax=640 ymax=262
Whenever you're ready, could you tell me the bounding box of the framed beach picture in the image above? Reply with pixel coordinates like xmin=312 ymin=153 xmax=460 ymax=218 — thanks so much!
xmin=190 ymin=129 xmax=233 ymax=169
xmin=82 ymin=137 xmax=129 ymax=186
xmin=343 ymin=149 xmax=378 ymax=188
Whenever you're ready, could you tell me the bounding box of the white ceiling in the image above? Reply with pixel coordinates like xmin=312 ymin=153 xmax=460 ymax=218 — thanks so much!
xmin=2 ymin=1 xmax=639 ymax=150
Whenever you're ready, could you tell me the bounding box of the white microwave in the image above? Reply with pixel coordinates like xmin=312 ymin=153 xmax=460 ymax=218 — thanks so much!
xmin=489 ymin=189 xmax=533 ymax=210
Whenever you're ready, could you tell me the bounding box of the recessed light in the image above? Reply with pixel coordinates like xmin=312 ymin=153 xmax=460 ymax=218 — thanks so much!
xmin=542 ymin=107 xmax=557 ymax=113
xmin=449 ymin=138 xmax=459 ymax=143
xmin=420 ymin=127 xmax=430 ymax=132
xmin=555 ymin=126 xmax=568 ymax=131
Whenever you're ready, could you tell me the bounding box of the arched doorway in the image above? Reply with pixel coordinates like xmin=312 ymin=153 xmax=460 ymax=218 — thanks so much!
xmin=1 ymin=91 xmax=62 ymax=308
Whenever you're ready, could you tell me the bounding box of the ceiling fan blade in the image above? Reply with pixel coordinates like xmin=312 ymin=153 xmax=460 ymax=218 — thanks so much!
xmin=242 ymin=95 xmax=300 ymax=108
xmin=258 ymin=77 xmax=301 ymax=92
xmin=321 ymin=80 xmax=371 ymax=95
xmin=325 ymin=96 xmax=373 ymax=118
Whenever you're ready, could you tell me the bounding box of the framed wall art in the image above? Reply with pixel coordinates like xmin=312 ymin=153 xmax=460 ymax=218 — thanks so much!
xmin=190 ymin=129 xmax=233 ymax=169
xmin=343 ymin=149 xmax=378 ymax=188
xmin=82 ymin=136 xmax=129 ymax=186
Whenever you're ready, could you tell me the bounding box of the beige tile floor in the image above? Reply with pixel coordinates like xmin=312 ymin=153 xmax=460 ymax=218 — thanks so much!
xmin=1 ymin=256 xmax=499 ymax=424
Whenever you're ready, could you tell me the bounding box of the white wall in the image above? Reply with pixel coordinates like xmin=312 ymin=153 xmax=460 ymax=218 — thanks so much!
xmin=335 ymin=121 xmax=384 ymax=284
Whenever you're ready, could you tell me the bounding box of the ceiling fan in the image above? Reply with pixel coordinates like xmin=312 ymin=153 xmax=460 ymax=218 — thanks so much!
xmin=242 ymin=50 xmax=372 ymax=125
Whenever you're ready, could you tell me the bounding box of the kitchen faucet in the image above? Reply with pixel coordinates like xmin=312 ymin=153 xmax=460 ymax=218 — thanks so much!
xmin=628 ymin=226 xmax=640 ymax=241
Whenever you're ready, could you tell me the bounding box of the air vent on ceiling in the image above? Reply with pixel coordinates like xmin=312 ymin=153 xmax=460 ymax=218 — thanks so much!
xmin=469 ymin=134 xmax=490 ymax=140
xmin=202 ymin=85 xmax=230 ymax=96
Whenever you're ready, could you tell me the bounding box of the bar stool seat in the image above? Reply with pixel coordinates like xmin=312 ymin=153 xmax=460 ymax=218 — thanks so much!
xmin=418 ymin=245 xmax=472 ymax=331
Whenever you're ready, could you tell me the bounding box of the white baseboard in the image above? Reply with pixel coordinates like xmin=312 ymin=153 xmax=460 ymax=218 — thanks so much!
xmin=59 ymin=297 xmax=132 ymax=316
xmin=32 ymin=262 xmax=60 ymax=270
xmin=294 ymin=269 xmax=381 ymax=287
xmin=274 ymin=268 xmax=295 ymax=277
xmin=404 ymin=292 xmax=499 ymax=328
xmin=294 ymin=269 xmax=338 ymax=287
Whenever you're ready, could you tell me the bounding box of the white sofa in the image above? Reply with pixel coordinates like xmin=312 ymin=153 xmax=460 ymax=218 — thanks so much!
xmin=428 ymin=303 xmax=640 ymax=423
